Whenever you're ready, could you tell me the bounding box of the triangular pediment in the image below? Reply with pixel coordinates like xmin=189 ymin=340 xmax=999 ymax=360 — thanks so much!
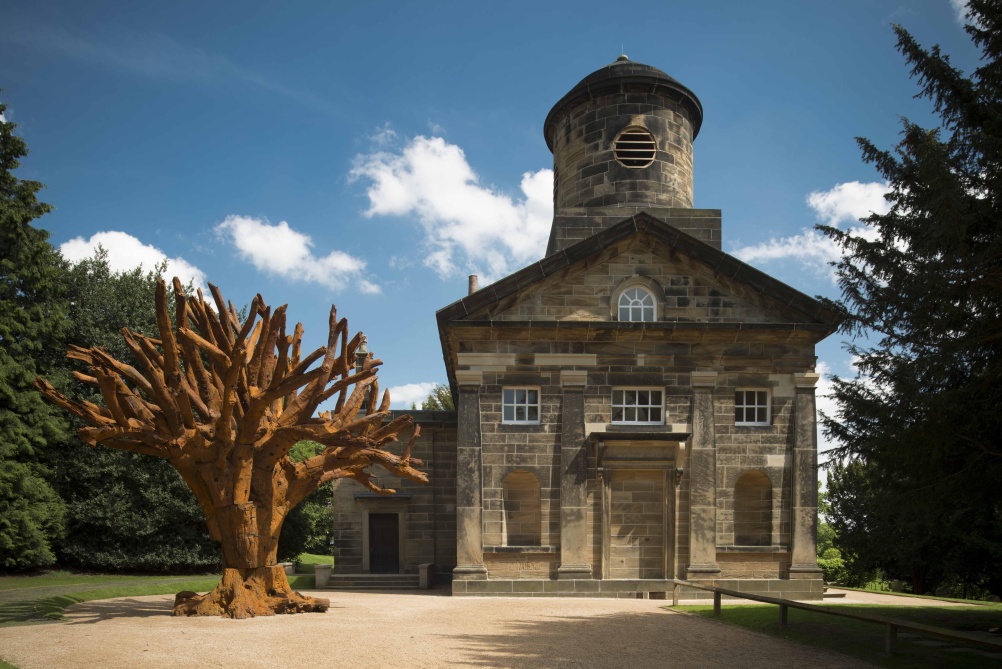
xmin=437 ymin=213 xmax=838 ymax=328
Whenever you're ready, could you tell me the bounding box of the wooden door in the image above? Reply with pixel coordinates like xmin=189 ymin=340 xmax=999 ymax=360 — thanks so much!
xmin=368 ymin=513 xmax=399 ymax=573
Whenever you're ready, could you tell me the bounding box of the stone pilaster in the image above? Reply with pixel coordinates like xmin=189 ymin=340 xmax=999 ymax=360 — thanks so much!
xmin=687 ymin=371 xmax=720 ymax=577
xmin=453 ymin=371 xmax=487 ymax=580
xmin=557 ymin=370 xmax=591 ymax=579
xmin=789 ymin=372 xmax=824 ymax=578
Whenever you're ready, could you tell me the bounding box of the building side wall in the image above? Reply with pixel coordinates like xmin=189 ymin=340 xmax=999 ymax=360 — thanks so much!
xmin=330 ymin=423 xmax=457 ymax=577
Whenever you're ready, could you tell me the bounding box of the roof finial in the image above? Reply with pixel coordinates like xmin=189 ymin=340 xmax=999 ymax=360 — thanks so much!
xmin=616 ymin=49 xmax=629 ymax=62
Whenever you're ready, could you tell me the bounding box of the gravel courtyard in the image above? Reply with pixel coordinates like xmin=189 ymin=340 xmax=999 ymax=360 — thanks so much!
xmin=0 ymin=589 xmax=876 ymax=669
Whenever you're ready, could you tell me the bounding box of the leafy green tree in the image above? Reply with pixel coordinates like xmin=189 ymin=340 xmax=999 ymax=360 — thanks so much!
xmin=420 ymin=384 xmax=455 ymax=411
xmin=45 ymin=253 xmax=218 ymax=572
xmin=0 ymin=100 xmax=68 ymax=569
xmin=277 ymin=441 xmax=333 ymax=561
xmin=819 ymin=1 xmax=1002 ymax=595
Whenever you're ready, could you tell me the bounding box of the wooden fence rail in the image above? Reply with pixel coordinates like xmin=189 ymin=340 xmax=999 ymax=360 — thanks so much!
xmin=670 ymin=580 xmax=1002 ymax=656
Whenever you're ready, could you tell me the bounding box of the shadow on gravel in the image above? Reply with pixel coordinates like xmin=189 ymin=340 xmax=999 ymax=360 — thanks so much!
xmin=439 ymin=611 xmax=701 ymax=669
xmin=65 ymin=598 xmax=174 ymax=624
xmin=439 ymin=609 xmax=866 ymax=669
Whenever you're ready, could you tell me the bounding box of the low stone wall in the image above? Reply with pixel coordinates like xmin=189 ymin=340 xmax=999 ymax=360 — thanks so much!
xmin=453 ymin=578 xmax=823 ymax=600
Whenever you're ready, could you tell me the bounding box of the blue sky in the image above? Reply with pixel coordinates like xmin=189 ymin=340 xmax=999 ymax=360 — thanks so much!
xmin=1 ymin=1 xmax=980 ymax=440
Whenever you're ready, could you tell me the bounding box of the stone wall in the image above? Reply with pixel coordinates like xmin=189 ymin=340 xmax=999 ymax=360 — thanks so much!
xmin=550 ymin=90 xmax=695 ymax=213
xmin=455 ymin=333 xmax=815 ymax=583
xmin=479 ymin=371 xmax=561 ymax=577
xmin=330 ymin=417 xmax=457 ymax=577
xmin=547 ymin=207 xmax=721 ymax=255
xmin=713 ymin=373 xmax=797 ymax=548
xmin=489 ymin=243 xmax=802 ymax=325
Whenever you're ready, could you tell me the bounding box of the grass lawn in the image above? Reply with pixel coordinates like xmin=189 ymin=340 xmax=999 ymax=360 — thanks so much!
xmin=294 ymin=553 xmax=335 ymax=574
xmin=675 ymin=603 xmax=1002 ymax=669
xmin=0 ymin=570 xmax=316 ymax=627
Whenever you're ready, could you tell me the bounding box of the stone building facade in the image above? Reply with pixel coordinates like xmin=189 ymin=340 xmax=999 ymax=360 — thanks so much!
xmin=331 ymin=56 xmax=836 ymax=599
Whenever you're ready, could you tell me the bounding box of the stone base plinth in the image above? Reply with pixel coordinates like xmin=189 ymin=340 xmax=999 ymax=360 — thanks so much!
xmin=452 ymin=564 xmax=488 ymax=581
xmin=452 ymin=577 xmax=824 ymax=600
xmin=556 ymin=565 xmax=592 ymax=580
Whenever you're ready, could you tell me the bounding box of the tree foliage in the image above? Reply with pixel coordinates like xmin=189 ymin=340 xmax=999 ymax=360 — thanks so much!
xmin=0 ymin=100 xmax=67 ymax=569
xmin=277 ymin=441 xmax=333 ymax=561
xmin=819 ymin=1 xmax=1002 ymax=595
xmin=419 ymin=384 xmax=455 ymax=411
xmin=46 ymin=253 xmax=217 ymax=572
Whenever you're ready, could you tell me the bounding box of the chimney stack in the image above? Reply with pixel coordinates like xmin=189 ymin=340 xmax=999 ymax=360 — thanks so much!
xmin=468 ymin=275 xmax=479 ymax=295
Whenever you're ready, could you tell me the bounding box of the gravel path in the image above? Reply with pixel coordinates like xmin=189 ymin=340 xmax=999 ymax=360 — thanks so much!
xmin=0 ymin=590 xmax=874 ymax=669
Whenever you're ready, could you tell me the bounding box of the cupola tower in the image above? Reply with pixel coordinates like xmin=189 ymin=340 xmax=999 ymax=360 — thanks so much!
xmin=544 ymin=56 xmax=714 ymax=254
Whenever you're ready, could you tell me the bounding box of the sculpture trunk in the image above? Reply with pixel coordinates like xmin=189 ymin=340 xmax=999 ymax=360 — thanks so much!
xmin=173 ymin=499 xmax=330 ymax=618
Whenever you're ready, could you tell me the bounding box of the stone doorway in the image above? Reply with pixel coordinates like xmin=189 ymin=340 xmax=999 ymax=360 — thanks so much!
xmin=594 ymin=435 xmax=684 ymax=581
xmin=608 ymin=470 xmax=665 ymax=579
xmin=368 ymin=513 xmax=400 ymax=573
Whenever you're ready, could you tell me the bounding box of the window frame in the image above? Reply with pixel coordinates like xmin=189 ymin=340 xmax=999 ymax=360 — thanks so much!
xmin=617 ymin=285 xmax=657 ymax=322
xmin=611 ymin=387 xmax=665 ymax=425
xmin=501 ymin=387 xmax=542 ymax=425
xmin=734 ymin=388 xmax=771 ymax=427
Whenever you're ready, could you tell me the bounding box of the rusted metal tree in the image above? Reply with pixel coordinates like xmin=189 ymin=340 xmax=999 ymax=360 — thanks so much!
xmin=35 ymin=278 xmax=427 ymax=618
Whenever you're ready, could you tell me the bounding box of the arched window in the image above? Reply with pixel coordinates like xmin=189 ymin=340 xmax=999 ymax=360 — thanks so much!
xmin=734 ymin=470 xmax=773 ymax=546
xmin=502 ymin=470 xmax=541 ymax=547
xmin=618 ymin=286 xmax=656 ymax=322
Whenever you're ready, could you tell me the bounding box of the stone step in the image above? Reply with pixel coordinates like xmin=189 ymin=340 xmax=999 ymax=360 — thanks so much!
xmin=325 ymin=573 xmax=421 ymax=589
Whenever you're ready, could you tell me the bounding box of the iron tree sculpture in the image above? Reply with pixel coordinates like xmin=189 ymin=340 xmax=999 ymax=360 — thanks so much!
xmin=36 ymin=278 xmax=427 ymax=618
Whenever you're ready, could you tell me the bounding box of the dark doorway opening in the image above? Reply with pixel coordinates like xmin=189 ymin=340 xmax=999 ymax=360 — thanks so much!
xmin=368 ymin=513 xmax=399 ymax=573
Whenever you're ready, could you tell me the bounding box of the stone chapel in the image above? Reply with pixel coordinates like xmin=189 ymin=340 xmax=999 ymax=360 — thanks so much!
xmin=330 ymin=56 xmax=837 ymax=599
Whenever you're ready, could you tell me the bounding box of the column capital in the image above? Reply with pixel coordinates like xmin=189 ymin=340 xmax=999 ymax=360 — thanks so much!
xmin=455 ymin=370 xmax=483 ymax=387
xmin=794 ymin=372 xmax=821 ymax=389
xmin=560 ymin=370 xmax=588 ymax=387
xmin=690 ymin=371 xmax=718 ymax=388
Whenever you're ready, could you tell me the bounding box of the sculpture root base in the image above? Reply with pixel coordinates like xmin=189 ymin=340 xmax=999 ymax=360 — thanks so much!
xmin=173 ymin=566 xmax=329 ymax=619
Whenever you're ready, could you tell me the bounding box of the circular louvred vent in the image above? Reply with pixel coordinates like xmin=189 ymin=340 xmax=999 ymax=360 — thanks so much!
xmin=614 ymin=128 xmax=657 ymax=168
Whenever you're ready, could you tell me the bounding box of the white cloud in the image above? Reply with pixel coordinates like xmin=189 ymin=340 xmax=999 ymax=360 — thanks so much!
xmin=805 ymin=181 xmax=891 ymax=227
xmin=60 ymin=231 xmax=207 ymax=291
xmin=731 ymin=181 xmax=889 ymax=278
xmin=815 ymin=360 xmax=838 ymax=459
xmin=386 ymin=382 xmax=438 ymax=408
xmin=350 ymin=134 xmax=553 ymax=283
xmin=216 ymin=215 xmax=379 ymax=294
xmin=949 ymin=0 xmax=970 ymax=24
xmin=731 ymin=229 xmax=840 ymax=267
xmin=370 ymin=123 xmax=397 ymax=146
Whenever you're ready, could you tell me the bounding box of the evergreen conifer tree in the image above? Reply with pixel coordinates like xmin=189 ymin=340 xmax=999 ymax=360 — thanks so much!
xmin=0 ymin=100 xmax=67 ymax=569
xmin=820 ymin=0 xmax=1002 ymax=595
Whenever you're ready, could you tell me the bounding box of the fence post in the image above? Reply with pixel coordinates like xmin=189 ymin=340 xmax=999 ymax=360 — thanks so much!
xmin=779 ymin=603 xmax=788 ymax=629
xmin=885 ymin=624 xmax=897 ymax=654
xmin=713 ymin=591 xmax=721 ymax=617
